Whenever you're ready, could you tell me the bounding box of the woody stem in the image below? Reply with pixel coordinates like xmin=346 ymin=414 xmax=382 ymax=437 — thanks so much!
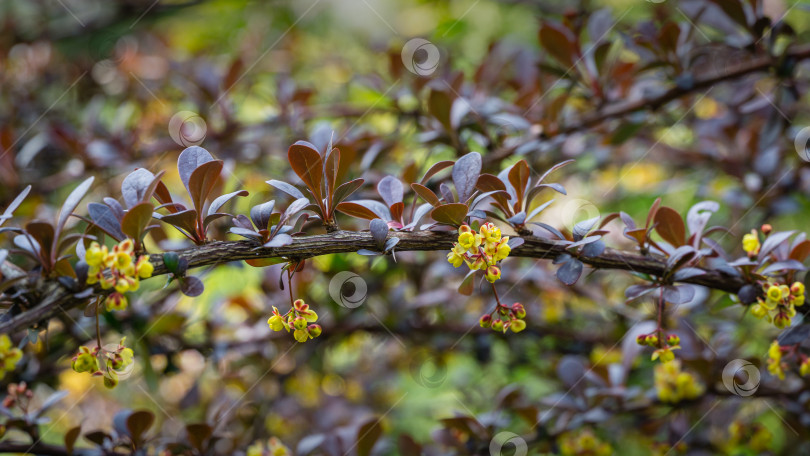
xmin=95 ymin=297 xmax=102 ymax=348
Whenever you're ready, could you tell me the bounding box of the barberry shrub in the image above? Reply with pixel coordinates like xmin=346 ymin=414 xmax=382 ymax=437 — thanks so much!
xmin=1 ymin=1 xmax=810 ymax=455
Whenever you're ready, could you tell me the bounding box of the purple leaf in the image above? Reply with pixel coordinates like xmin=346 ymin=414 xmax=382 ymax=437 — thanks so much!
xmin=452 ymin=152 xmax=482 ymax=203
xmin=179 ymin=276 xmax=204 ymax=297
xmin=87 ymin=203 xmax=125 ymax=240
xmin=266 ymin=179 xmax=306 ymax=200
xmin=369 ymin=218 xmax=389 ymax=248
xmin=264 ymin=234 xmax=293 ymax=248
xmin=207 ymin=190 xmax=248 ymax=216
xmin=178 ymin=146 xmax=215 ymax=193
xmin=377 ymin=176 xmax=404 ymax=207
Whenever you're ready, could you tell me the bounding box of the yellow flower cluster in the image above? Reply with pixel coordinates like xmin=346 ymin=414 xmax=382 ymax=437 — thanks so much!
xmin=638 ymin=333 xmax=681 ymax=363
xmin=767 ymin=340 xmax=785 ymax=380
xmin=0 ymin=334 xmax=22 ymax=381
xmin=727 ymin=421 xmax=772 ymax=453
xmin=267 ymin=299 xmax=322 ymax=343
xmin=247 ymin=437 xmax=290 ymax=456
xmin=654 ymin=359 xmax=704 ymax=403
xmin=558 ymin=429 xmax=612 ymax=456
xmin=742 ymin=229 xmax=761 ymax=256
xmin=86 ymin=239 xmax=154 ymax=311
xmin=447 ymin=223 xmax=510 ymax=283
xmin=751 ymin=282 xmax=804 ymax=329
xmin=71 ymin=338 xmax=134 ymax=389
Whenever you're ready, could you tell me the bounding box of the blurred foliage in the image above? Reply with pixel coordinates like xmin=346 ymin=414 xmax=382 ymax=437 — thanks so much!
xmin=3 ymin=0 xmax=810 ymax=455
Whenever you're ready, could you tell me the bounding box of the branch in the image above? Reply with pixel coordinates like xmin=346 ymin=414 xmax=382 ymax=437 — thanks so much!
xmin=0 ymin=230 xmax=747 ymax=335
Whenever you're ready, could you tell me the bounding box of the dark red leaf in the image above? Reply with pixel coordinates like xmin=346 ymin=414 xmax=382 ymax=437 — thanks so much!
xmin=430 ymin=203 xmax=469 ymax=226
xmin=654 ymin=206 xmax=686 ymax=247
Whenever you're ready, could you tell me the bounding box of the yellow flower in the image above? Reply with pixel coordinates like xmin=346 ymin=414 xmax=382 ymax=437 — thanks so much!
xmin=654 ymin=360 xmax=704 ymax=403
xmin=135 ymin=255 xmax=154 ymax=278
xmin=767 ymin=341 xmax=785 ymax=380
xmin=492 ymin=239 xmax=511 ymax=262
xmin=447 ymin=250 xmax=465 ymax=268
xmin=800 ymin=359 xmax=810 ymax=377
xmin=0 ymin=334 xmax=22 ymax=379
xmin=457 ymin=231 xmax=480 ymax=250
xmin=268 ymin=315 xmax=285 ymax=331
xmin=479 ymin=222 xmax=501 ymax=243
xmin=509 ymin=319 xmax=526 ymax=333
xmin=767 ymin=285 xmax=782 ymax=302
xmin=651 ymin=346 xmax=678 ymax=363
xmin=559 ymin=429 xmax=612 ymax=456
xmin=71 ymin=346 xmax=99 ymax=374
xmin=85 ymin=242 xmax=107 ymax=267
xmin=750 ymin=304 xmax=768 ymax=318
xmin=304 ymin=310 xmax=318 ymax=323
xmin=742 ymin=230 xmax=760 ymax=255
xmin=293 ymin=329 xmax=310 ymax=343
xmin=105 ymin=293 xmax=128 ymax=312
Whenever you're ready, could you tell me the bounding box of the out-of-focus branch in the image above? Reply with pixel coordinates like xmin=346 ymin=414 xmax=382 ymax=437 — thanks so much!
xmin=487 ymin=43 xmax=810 ymax=163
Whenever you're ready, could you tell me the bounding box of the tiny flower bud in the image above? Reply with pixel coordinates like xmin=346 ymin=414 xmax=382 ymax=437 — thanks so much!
xmin=307 ymin=324 xmax=322 ymax=338
xmin=666 ymin=334 xmax=680 ymax=346
xmin=774 ymin=312 xmax=791 ymax=329
xmin=647 ymin=334 xmax=659 ymax=346
xmin=293 ymin=316 xmax=307 ymax=330
xmin=791 ymin=282 xmax=805 ymax=296
xmin=491 ymin=319 xmax=504 ymax=332
xmin=761 ymin=224 xmax=772 ymax=235
xmin=636 ymin=334 xmax=648 ymax=346
xmin=511 ymin=303 xmax=526 ymax=319
xmin=479 ymin=314 xmax=492 ymax=328
xmin=485 ymin=265 xmax=501 ymax=283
